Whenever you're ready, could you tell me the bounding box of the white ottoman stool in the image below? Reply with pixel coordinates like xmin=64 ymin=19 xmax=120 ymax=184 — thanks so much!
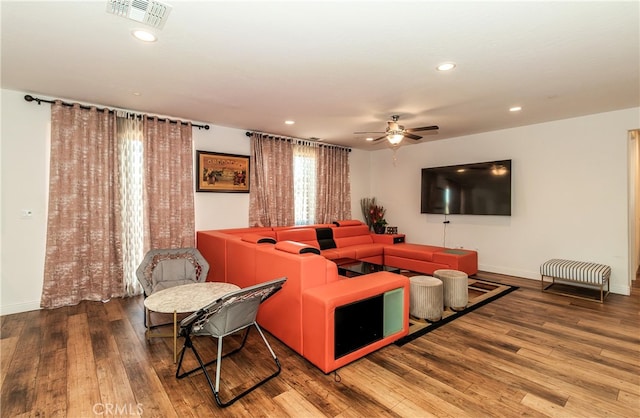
xmin=434 ymin=269 xmax=468 ymax=311
xmin=409 ymin=275 xmax=443 ymax=322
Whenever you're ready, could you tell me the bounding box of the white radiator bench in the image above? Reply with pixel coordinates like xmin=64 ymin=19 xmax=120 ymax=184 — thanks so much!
xmin=540 ymin=259 xmax=611 ymax=303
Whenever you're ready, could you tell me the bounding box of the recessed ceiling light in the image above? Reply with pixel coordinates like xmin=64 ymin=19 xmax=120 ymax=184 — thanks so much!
xmin=436 ymin=62 xmax=456 ymax=71
xmin=284 ymin=120 xmax=295 ymax=125
xmin=509 ymin=106 xmax=522 ymax=112
xmin=132 ymin=29 xmax=157 ymax=42
xmin=365 ymin=137 xmax=374 ymax=142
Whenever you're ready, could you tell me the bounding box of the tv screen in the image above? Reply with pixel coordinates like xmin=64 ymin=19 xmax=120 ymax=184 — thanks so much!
xmin=420 ymin=160 xmax=512 ymax=216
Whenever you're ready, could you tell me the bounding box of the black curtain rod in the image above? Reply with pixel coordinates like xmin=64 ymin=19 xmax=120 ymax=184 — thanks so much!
xmin=24 ymin=95 xmax=210 ymax=130
xmin=245 ymin=131 xmax=351 ymax=152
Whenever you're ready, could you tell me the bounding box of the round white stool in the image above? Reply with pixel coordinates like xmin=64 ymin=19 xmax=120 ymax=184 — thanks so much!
xmin=409 ymin=275 xmax=443 ymax=322
xmin=434 ymin=269 xmax=468 ymax=311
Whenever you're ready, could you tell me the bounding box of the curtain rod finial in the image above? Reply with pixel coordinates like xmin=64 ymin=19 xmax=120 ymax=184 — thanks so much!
xmin=24 ymin=94 xmax=42 ymax=105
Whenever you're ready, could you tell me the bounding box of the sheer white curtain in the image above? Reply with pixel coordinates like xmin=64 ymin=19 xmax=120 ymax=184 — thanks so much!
xmin=117 ymin=114 xmax=144 ymax=296
xmin=293 ymin=141 xmax=318 ymax=225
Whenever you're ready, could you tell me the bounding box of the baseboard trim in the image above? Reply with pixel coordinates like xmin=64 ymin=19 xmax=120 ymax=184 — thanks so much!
xmin=478 ymin=264 xmax=539 ymax=280
xmin=0 ymin=300 xmax=41 ymax=316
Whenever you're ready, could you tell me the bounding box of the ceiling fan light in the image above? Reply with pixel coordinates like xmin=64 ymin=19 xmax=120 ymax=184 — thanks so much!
xmin=387 ymin=133 xmax=404 ymax=145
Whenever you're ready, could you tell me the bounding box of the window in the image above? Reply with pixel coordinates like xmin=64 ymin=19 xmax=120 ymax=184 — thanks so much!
xmin=293 ymin=144 xmax=317 ymax=225
xmin=117 ymin=116 xmax=145 ymax=295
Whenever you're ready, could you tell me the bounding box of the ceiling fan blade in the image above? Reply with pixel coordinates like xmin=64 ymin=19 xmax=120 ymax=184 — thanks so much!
xmin=354 ymin=131 xmax=385 ymax=134
xmin=406 ymin=125 xmax=439 ymax=132
xmin=404 ymin=133 xmax=422 ymax=140
xmin=371 ymin=135 xmax=387 ymax=142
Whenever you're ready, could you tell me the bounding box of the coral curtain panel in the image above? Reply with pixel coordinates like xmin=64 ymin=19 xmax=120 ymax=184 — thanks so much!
xmin=41 ymin=102 xmax=124 ymax=309
xmin=315 ymin=145 xmax=351 ymax=223
xmin=142 ymin=117 xmax=195 ymax=249
xmin=249 ymin=133 xmax=295 ymax=226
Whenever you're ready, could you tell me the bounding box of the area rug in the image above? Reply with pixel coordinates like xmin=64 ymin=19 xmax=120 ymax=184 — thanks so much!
xmin=394 ymin=272 xmax=518 ymax=346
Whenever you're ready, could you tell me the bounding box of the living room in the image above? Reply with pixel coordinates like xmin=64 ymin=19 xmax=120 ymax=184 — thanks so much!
xmin=2 ymin=91 xmax=639 ymax=415
xmin=2 ymin=1 xmax=640 ymax=416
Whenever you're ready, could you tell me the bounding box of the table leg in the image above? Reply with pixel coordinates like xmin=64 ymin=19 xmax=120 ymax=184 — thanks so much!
xmin=173 ymin=310 xmax=177 ymax=363
xmin=145 ymin=308 xmax=150 ymax=340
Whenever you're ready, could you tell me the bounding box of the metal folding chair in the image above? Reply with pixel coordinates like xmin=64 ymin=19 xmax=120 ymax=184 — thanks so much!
xmin=175 ymin=277 xmax=286 ymax=408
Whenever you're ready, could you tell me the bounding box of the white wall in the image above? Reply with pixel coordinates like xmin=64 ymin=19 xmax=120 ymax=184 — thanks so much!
xmin=1 ymin=89 xmax=50 ymax=315
xmin=192 ymin=126 xmax=251 ymax=231
xmin=631 ymin=130 xmax=640 ymax=275
xmin=368 ymin=108 xmax=639 ymax=295
xmin=1 ymin=87 xmax=638 ymax=314
xmin=347 ymin=148 xmax=371 ymax=222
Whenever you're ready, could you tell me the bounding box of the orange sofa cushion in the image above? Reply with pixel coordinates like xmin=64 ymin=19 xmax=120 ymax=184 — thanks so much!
xmin=333 ymin=220 xmax=365 ymax=227
xmin=219 ymin=226 xmax=276 ymax=238
xmin=384 ymin=243 xmax=444 ymax=262
xmin=241 ymin=233 xmax=277 ymax=244
xmin=332 ymin=224 xmax=374 ymax=247
xmin=275 ymin=228 xmax=320 ymax=249
xmin=275 ymin=240 xmax=321 ymax=255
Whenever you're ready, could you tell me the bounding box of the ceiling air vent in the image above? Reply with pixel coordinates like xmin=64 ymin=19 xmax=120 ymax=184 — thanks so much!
xmin=106 ymin=0 xmax=172 ymax=29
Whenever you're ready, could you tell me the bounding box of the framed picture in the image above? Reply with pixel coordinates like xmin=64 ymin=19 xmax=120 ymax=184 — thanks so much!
xmin=196 ymin=151 xmax=250 ymax=193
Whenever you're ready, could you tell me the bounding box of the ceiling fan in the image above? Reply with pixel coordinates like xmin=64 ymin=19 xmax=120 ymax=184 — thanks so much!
xmin=355 ymin=115 xmax=439 ymax=145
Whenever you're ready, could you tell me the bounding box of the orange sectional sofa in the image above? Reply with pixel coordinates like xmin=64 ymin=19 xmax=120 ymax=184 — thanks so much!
xmin=196 ymin=220 xmax=477 ymax=373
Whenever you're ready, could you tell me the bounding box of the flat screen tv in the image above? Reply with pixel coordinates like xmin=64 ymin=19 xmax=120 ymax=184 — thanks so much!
xmin=420 ymin=159 xmax=512 ymax=216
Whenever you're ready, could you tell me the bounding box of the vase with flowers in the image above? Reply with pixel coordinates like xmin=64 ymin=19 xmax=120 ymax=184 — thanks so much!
xmin=360 ymin=197 xmax=388 ymax=234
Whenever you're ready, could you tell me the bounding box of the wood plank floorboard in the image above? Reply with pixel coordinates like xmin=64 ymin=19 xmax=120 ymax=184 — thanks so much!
xmin=1 ymin=272 xmax=638 ymax=417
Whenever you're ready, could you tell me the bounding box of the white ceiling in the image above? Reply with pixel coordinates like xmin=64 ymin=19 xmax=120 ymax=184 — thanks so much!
xmin=2 ymin=1 xmax=639 ymax=150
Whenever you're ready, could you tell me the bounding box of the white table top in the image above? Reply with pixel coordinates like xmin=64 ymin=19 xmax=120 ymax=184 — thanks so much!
xmin=143 ymin=282 xmax=240 ymax=314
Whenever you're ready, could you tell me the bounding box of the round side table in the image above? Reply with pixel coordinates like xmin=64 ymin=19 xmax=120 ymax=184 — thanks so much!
xmin=144 ymin=282 xmax=240 ymax=362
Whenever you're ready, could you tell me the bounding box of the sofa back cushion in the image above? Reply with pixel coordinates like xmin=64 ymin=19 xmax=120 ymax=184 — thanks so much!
xmin=275 ymin=228 xmax=320 ymax=248
xmin=241 ymin=234 xmax=277 ymax=244
xmin=275 ymin=240 xmax=321 ymax=254
xmin=315 ymin=227 xmax=336 ymax=250
xmin=219 ymin=227 xmax=276 ymax=239
xmin=333 ymin=220 xmax=365 ymax=227
xmin=332 ymin=224 xmax=374 ymax=248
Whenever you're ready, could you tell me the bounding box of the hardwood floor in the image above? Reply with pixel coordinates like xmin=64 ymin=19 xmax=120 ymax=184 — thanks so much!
xmin=2 ymin=273 xmax=639 ymax=417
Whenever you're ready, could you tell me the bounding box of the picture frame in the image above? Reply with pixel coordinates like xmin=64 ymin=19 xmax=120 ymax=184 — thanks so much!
xmin=196 ymin=150 xmax=250 ymax=193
